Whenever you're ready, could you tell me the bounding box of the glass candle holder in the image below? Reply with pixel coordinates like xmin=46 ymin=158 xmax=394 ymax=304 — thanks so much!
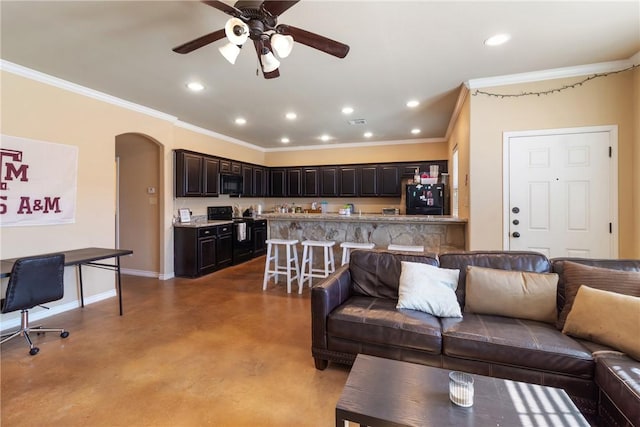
xmin=449 ymin=371 xmax=474 ymax=407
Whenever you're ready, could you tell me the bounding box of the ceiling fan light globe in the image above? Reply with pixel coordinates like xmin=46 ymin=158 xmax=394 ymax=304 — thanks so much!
xmin=224 ymin=18 xmax=249 ymax=45
xmin=261 ymin=51 xmax=280 ymax=73
xmin=219 ymin=42 xmax=241 ymax=64
xmin=271 ymin=34 xmax=294 ymax=58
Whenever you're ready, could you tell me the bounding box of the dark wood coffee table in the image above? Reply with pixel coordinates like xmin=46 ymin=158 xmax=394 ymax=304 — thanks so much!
xmin=336 ymin=354 xmax=590 ymax=427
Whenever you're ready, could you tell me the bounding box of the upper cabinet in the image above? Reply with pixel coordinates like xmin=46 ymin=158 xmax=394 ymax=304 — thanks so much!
xmin=175 ymin=150 xmax=219 ymax=197
xmin=175 ymin=149 xmax=446 ymax=199
xmin=270 ymin=168 xmax=286 ymax=197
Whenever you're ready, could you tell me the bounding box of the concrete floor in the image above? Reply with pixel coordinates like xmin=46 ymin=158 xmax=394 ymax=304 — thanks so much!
xmin=0 ymin=257 xmax=351 ymax=426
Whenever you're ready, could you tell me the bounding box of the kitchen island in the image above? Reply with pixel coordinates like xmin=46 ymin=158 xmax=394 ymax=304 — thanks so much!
xmin=258 ymin=213 xmax=467 ymax=256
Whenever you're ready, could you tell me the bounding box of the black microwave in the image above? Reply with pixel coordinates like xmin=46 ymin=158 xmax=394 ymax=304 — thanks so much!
xmin=220 ymin=173 xmax=243 ymax=195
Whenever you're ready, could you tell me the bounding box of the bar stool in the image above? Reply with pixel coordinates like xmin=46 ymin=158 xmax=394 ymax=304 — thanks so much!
xmin=300 ymin=240 xmax=336 ymax=292
xmin=263 ymin=239 xmax=300 ymax=294
xmin=387 ymin=244 xmax=424 ymax=253
xmin=340 ymin=242 xmax=375 ymax=265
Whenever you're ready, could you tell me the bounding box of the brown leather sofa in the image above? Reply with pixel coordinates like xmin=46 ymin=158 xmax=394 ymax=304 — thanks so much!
xmin=311 ymin=250 xmax=640 ymax=426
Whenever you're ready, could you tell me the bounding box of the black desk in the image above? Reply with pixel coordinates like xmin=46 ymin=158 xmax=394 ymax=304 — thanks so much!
xmin=1 ymin=247 xmax=133 ymax=315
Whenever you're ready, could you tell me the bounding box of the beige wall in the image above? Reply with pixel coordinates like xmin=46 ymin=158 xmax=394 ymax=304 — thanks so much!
xmin=1 ymin=71 xmax=185 ymax=325
xmin=469 ymin=70 xmax=638 ymax=257
xmin=115 ymin=134 xmax=160 ymax=274
xmin=264 ymin=140 xmax=448 ymax=166
xmin=447 ymin=93 xmax=471 ymax=222
xmin=634 ymin=67 xmax=640 ymax=256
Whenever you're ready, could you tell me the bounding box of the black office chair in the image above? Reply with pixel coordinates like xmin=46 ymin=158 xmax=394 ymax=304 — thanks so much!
xmin=1 ymin=254 xmax=69 ymax=355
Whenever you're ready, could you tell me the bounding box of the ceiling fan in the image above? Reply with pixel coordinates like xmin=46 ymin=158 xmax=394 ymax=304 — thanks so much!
xmin=172 ymin=1 xmax=350 ymax=79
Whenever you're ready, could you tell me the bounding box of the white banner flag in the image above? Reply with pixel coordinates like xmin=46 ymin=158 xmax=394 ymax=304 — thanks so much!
xmin=0 ymin=134 xmax=78 ymax=227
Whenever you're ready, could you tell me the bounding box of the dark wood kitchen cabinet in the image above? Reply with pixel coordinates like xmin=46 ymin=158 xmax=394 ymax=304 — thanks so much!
xmin=216 ymin=224 xmax=233 ymax=269
xmin=175 ymin=151 xmax=203 ymax=197
xmin=338 ymin=166 xmax=358 ymax=197
xmin=320 ymin=167 xmax=338 ymax=197
xmin=252 ymin=219 xmax=267 ymax=257
xmin=175 ymin=150 xmax=219 ymax=197
xmin=253 ymin=166 xmax=267 ymax=197
xmin=378 ymin=165 xmax=401 ymax=196
xmin=242 ymin=164 xmax=253 ymax=196
xmin=287 ymin=168 xmax=302 ymax=197
xmin=270 ymin=168 xmax=286 ymax=197
xmin=174 ymin=224 xmax=232 ymax=277
xmin=359 ymin=166 xmax=378 ymax=196
xmin=303 ymin=167 xmax=319 ymax=197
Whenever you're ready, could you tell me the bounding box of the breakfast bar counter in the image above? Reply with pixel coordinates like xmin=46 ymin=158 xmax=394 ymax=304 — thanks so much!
xmin=258 ymin=213 xmax=467 ymax=254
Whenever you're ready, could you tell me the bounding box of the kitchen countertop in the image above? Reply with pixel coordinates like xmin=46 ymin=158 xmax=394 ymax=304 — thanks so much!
xmin=173 ymin=220 xmax=233 ymax=229
xmin=258 ymin=213 xmax=467 ymax=224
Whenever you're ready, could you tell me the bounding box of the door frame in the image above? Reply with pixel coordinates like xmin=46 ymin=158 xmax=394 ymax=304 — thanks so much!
xmin=502 ymin=125 xmax=619 ymax=256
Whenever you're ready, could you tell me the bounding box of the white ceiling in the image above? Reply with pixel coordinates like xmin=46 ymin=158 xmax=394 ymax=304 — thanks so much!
xmin=1 ymin=1 xmax=639 ymax=149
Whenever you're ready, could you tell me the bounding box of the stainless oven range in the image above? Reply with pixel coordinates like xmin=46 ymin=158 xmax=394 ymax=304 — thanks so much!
xmin=207 ymin=206 xmax=254 ymax=265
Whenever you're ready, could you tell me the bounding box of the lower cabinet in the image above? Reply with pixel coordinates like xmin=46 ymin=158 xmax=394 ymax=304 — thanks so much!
xmin=174 ymin=224 xmax=232 ymax=277
xmin=252 ymin=220 xmax=267 ymax=257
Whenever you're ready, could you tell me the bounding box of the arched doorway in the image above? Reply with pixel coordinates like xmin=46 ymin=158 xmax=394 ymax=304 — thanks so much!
xmin=115 ymin=133 xmax=162 ymax=277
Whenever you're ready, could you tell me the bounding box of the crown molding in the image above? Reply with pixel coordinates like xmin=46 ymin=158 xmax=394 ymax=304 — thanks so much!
xmin=466 ymin=57 xmax=637 ymax=89
xmin=174 ymin=121 xmax=267 ymax=152
xmin=264 ymin=136 xmax=446 ymax=152
xmin=1 ymin=60 xmax=178 ymax=123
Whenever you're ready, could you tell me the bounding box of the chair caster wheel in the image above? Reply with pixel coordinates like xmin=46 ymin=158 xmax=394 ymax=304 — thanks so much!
xmin=29 ymin=347 xmax=40 ymax=356
xmin=60 ymin=331 xmax=69 ymax=338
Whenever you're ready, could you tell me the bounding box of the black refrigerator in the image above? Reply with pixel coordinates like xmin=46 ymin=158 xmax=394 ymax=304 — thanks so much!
xmin=406 ymin=184 xmax=446 ymax=215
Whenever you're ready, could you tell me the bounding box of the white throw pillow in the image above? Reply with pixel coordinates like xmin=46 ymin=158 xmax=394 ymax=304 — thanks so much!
xmin=396 ymin=261 xmax=462 ymax=318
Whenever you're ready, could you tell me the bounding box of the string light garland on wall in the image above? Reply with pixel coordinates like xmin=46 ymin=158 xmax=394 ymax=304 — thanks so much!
xmin=472 ymin=64 xmax=639 ymax=98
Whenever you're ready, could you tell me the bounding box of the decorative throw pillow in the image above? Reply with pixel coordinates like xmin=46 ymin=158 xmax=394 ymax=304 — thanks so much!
xmin=465 ymin=266 xmax=558 ymax=323
xmin=396 ymin=261 xmax=462 ymax=318
xmin=557 ymin=262 xmax=640 ymax=330
xmin=563 ymin=285 xmax=640 ymax=361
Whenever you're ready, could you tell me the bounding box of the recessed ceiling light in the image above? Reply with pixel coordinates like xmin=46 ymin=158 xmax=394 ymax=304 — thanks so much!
xmin=186 ymin=81 xmax=205 ymax=92
xmin=406 ymin=100 xmax=419 ymax=108
xmin=484 ymin=33 xmax=511 ymax=46
xmin=363 ymin=131 xmax=373 ymax=138
xmin=285 ymin=112 xmax=297 ymax=120
xmin=320 ymin=134 xmax=331 ymax=142
xmin=235 ymin=117 xmax=247 ymax=125
xmin=281 ymin=137 xmax=290 ymax=144
xmin=411 ymin=128 xmax=421 ymax=135
xmin=341 ymin=106 xmax=354 ymax=114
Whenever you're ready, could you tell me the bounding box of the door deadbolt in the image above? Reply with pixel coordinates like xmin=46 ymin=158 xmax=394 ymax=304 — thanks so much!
xmin=512 ymin=207 xmax=520 ymax=214
xmin=512 ymin=219 xmax=519 ymax=225
xmin=512 ymin=232 xmax=521 ymax=238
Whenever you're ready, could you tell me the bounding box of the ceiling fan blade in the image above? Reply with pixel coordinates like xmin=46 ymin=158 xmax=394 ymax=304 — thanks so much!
xmin=172 ymin=29 xmax=226 ymax=54
xmin=253 ymin=39 xmax=280 ymax=79
xmin=262 ymin=1 xmax=300 ymax=16
xmin=277 ymin=25 xmax=349 ymax=58
xmin=202 ymin=0 xmax=242 ymax=17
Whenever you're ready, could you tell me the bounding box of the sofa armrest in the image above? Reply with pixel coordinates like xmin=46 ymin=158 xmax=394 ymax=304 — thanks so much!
xmin=311 ymin=265 xmax=352 ymax=351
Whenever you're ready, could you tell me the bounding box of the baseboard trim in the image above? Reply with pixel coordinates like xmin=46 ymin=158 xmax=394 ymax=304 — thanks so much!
xmin=121 ymin=268 xmax=159 ymax=278
xmin=0 ymin=290 xmax=116 ymax=332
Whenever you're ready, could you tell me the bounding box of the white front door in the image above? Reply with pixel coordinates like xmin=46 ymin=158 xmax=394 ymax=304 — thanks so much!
xmin=504 ymin=126 xmax=618 ymax=259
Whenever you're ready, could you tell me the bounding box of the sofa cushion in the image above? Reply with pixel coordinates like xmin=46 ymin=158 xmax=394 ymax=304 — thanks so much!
xmin=551 ymin=258 xmax=640 ymax=319
xmin=397 ymin=262 xmax=462 ymax=318
xmin=441 ymin=313 xmax=594 ymax=378
xmin=595 ymin=354 xmax=640 ymax=426
xmin=557 ymin=261 xmax=640 ymax=330
xmin=464 ymin=266 xmax=558 ymax=323
xmin=328 ymin=296 xmax=442 ymax=354
xmin=438 ymin=251 xmax=551 ymax=308
xmin=349 ymin=249 xmax=438 ymax=299
xmin=563 ymin=285 xmax=640 ymax=361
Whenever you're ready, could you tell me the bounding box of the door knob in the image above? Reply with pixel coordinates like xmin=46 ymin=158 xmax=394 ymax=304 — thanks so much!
xmin=512 ymin=232 xmax=520 ymax=238
xmin=512 ymin=207 xmax=520 ymax=214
